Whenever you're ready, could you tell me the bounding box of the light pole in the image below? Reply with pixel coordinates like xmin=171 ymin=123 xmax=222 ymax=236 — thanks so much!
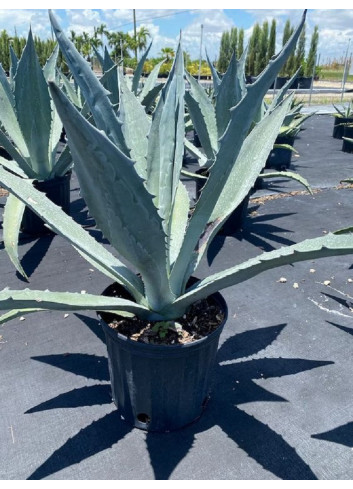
xmin=133 ymin=9 xmax=137 ymax=62
xmin=198 ymin=24 xmax=204 ymax=82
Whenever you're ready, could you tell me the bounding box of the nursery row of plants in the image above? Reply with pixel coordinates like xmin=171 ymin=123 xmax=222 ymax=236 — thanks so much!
xmin=1 ymin=9 xmax=353 ymax=434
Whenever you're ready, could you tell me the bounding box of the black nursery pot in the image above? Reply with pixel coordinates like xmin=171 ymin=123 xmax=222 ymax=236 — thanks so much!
xmin=274 ymin=77 xmax=289 ymax=89
xmin=342 ymin=125 xmax=353 ymax=153
xmin=265 ymin=135 xmax=295 ymax=171
xmin=21 ymin=172 xmax=71 ymax=236
xmin=332 ymin=117 xmax=353 ymax=139
xmin=98 ymin=281 xmax=228 ymax=433
xmin=298 ymin=76 xmax=312 ymax=89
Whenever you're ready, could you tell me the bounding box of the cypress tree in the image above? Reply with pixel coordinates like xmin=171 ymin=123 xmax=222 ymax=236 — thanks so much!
xmin=279 ymin=20 xmax=294 ymax=76
xmin=230 ymin=27 xmax=238 ymax=57
xmin=247 ymin=22 xmax=261 ymax=76
xmin=255 ymin=20 xmax=269 ymax=74
xmin=268 ymin=19 xmax=276 ymax=61
xmin=218 ymin=30 xmax=231 ymax=73
xmin=305 ymin=25 xmax=319 ymax=77
xmin=238 ymin=28 xmax=244 ymax=59
xmin=295 ymin=24 xmax=306 ymax=75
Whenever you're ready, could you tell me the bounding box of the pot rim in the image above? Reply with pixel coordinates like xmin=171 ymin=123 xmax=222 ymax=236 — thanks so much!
xmin=98 ymin=282 xmax=228 ymax=353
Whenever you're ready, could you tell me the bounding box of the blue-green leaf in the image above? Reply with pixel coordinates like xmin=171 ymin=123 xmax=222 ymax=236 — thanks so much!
xmin=14 ymin=29 xmax=51 ymax=178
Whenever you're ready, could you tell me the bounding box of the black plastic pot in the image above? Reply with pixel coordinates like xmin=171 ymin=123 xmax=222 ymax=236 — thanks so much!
xmin=265 ymin=135 xmax=295 ymax=171
xmin=275 ymin=77 xmax=289 ymax=89
xmin=298 ymin=76 xmax=312 ymax=89
xmin=342 ymin=125 xmax=353 ymax=153
xmin=21 ymin=172 xmax=71 ymax=236
xmin=98 ymin=281 xmax=228 ymax=432
xmin=333 ymin=116 xmax=353 ymax=139
xmin=195 ymin=168 xmax=250 ymax=234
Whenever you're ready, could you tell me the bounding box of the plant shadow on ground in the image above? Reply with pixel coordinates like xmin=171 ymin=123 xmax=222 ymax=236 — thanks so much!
xmin=309 ymin=320 xmax=353 ymax=449
xmin=311 ymin=318 xmax=353 ymax=448
xmin=25 ymin=316 xmax=333 ymax=480
xmin=207 ymin=208 xmax=296 ymax=267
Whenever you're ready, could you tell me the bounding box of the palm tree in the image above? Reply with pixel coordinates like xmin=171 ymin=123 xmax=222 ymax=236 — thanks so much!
xmin=107 ymin=31 xmax=131 ymax=62
xmin=96 ymin=23 xmax=108 ymax=53
xmin=160 ymin=46 xmax=175 ymax=62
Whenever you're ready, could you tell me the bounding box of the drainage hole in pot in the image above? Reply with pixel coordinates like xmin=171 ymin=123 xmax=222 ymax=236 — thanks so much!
xmin=137 ymin=413 xmax=151 ymax=425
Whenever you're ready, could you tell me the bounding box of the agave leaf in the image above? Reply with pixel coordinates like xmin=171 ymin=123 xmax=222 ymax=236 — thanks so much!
xmin=184 ymin=138 xmax=207 ymax=167
xmin=0 ymin=155 xmax=28 ymax=178
xmin=0 ymin=308 xmax=45 ymax=325
xmin=49 ymin=145 xmax=73 ymax=178
xmin=48 ymin=82 xmax=174 ymax=311
xmin=49 ymin=9 xmax=129 ymax=155
xmin=258 ymin=171 xmax=312 ymax=193
xmin=3 ymin=193 xmax=27 ymax=279
xmin=0 ymin=166 xmax=145 ymax=304
xmin=146 ymin=43 xmax=185 ymax=231
xmin=185 ymin=71 xmax=218 ymax=159
xmin=164 ymin=231 xmax=353 ymax=318
xmin=215 ymin=51 xmax=244 ymax=138
xmin=92 ymin=45 xmax=105 ymax=71
xmin=188 ymin=96 xmax=293 ymax=276
xmin=9 ymin=45 xmax=18 ymax=88
xmin=273 ymin=143 xmax=298 ymax=153
xmin=118 ymin=72 xmax=150 ymax=179
xmin=58 ymin=70 xmax=83 ymax=108
xmin=0 ymin=64 xmax=28 ymax=158
xmin=0 ymin=129 xmax=36 ymax=178
xmin=170 ymin=11 xmax=307 ymax=295
xmin=169 ymin=181 xmax=190 ymax=266
xmin=132 ymin=42 xmax=152 ymax=95
xmin=206 ymin=50 xmax=221 ymax=95
xmin=103 ymin=46 xmax=115 ymax=73
xmin=140 ymin=83 xmax=164 ymax=112
xmin=99 ymin=64 xmax=119 ymax=106
xmin=0 ymin=289 xmax=162 ymax=321
xmin=139 ymin=58 xmax=165 ymax=102
xmin=14 ymin=29 xmax=52 ymax=178
xmin=43 ymin=44 xmax=59 ymax=81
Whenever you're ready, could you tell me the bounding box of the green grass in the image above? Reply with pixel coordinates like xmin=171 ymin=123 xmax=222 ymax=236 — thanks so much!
xmin=319 ymin=69 xmax=353 ymax=83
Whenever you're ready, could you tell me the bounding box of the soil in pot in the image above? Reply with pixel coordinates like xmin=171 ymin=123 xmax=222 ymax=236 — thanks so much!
xmin=342 ymin=125 xmax=353 ymax=153
xmin=98 ymin=280 xmax=227 ymax=432
xmin=332 ymin=117 xmax=353 ymax=139
xmin=21 ymin=172 xmax=71 ymax=236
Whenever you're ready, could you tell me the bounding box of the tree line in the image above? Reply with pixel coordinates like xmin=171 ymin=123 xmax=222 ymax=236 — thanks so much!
xmin=218 ymin=19 xmax=319 ymax=78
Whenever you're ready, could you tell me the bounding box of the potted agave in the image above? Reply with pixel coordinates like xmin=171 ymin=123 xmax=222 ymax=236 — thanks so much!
xmin=266 ymin=101 xmax=312 ymax=171
xmin=342 ymin=123 xmax=353 ymax=153
xmin=186 ymin=56 xmax=311 ymax=233
xmin=2 ymin=10 xmax=353 ymax=433
xmin=0 ymin=29 xmax=72 ymax=277
xmin=332 ymin=100 xmax=353 ymax=139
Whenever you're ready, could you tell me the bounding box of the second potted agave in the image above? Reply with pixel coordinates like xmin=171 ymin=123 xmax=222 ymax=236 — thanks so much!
xmin=0 ymin=30 xmax=73 ymax=277
xmin=2 ymin=10 xmax=353 ymax=434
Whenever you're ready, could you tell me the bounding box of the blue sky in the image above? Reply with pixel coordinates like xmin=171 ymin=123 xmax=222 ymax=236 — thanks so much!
xmin=1 ymin=5 xmax=352 ymax=64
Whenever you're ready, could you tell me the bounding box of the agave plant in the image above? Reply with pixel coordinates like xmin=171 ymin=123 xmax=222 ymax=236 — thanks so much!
xmin=0 ymin=29 xmax=73 ymax=275
xmin=1 ymin=10 xmax=353 ymax=325
xmin=93 ymin=41 xmax=165 ymax=113
xmin=185 ymin=51 xmax=311 ymax=200
xmin=333 ymin=99 xmax=353 ymax=119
